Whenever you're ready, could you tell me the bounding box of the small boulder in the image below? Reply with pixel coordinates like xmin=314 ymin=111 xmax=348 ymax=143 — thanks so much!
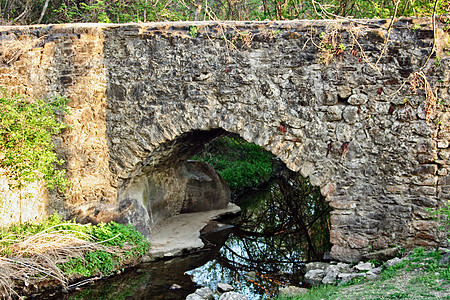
xmin=348 ymin=93 xmax=368 ymax=106
xmin=186 ymin=294 xmax=204 ymax=300
xmin=278 ymin=286 xmax=308 ymax=297
xmin=304 ymin=269 xmax=326 ymax=286
xmin=371 ymin=267 xmax=382 ymax=275
xmin=354 ymin=261 xmax=374 ymax=272
xmin=217 ymin=283 xmax=234 ymax=293
xmin=366 ymin=271 xmax=379 ymax=280
xmin=384 ymin=257 xmax=403 ymax=268
xmin=219 ymin=292 xmax=248 ymax=300
xmin=322 ymin=265 xmax=339 ymax=284
xmin=195 ymin=287 xmax=213 ymax=300
xmin=336 ymin=262 xmax=351 ymax=273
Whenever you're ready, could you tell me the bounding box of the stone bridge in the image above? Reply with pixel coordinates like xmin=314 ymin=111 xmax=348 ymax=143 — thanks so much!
xmin=0 ymin=17 xmax=449 ymax=262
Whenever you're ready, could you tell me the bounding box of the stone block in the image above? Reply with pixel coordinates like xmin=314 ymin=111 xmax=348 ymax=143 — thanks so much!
xmin=331 ymin=245 xmax=362 ymax=263
xmin=342 ymin=106 xmax=360 ymax=124
xmin=348 ymin=93 xmax=368 ymax=106
xmin=413 ymin=164 xmax=438 ymax=175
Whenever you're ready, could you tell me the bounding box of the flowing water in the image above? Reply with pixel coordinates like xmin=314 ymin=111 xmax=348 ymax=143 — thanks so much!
xmin=41 ymin=176 xmax=331 ymax=300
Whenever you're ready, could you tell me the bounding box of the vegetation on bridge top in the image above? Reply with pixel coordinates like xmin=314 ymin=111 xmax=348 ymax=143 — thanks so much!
xmin=0 ymin=0 xmax=447 ymax=25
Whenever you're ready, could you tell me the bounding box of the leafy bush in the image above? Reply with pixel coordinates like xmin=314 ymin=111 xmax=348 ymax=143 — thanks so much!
xmin=2 ymin=0 xmax=448 ymax=25
xmin=0 ymin=89 xmax=69 ymax=191
xmin=193 ymin=135 xmax=275 ymax=196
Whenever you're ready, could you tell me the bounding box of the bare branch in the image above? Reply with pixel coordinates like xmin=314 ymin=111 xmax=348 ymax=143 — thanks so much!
xmin=37 ymin=0 xmax=50 ymax=24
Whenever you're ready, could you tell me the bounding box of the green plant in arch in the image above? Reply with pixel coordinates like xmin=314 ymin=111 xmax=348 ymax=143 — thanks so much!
xmin=0 ymin=88 xmax=69 ymax=192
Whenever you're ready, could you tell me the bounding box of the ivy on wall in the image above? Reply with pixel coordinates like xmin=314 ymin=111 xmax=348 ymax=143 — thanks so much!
xmin=0 ymin=89 xmax=69 ymax=191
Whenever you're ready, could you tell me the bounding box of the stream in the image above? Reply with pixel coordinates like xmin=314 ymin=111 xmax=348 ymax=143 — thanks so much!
xmin=41 ymin=175 xmax=331 ymax=300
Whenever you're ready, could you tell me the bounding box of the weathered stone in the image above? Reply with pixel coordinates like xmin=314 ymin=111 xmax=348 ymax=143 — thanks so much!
xmin=354 ymin=261 xmax=374 ymax=272
xmin=347 ymin=94 xmax=368 ymax=106
xmin=305 ymin=262 xmax=329 ymax=272
xmin=331 ymin=245 xmax=363 ymax=263
xmin=342 ymin=106 xmax=360 ymax=124
xmin=322 ymin=265 xmax=339 ymax=284
xmin=336 ymin=262 xmax=351 ymax=273
xmin=365 ymin=271 xmax=378 ymax=280
xmin=413 ymin=164 xmax=438 ymax=175
xmin=304 ymin=269 xmax=326 ymax=286
xmin=326 ymin=105 xmax=343 ymax=121
xmin=372 ymin=267 xmax=382 ymax=275
xmin=219 ymin=292 xmax=248 ymax=300
xmin=278 ymin=286 xmax=308 ymax=297
xmin=362 ymin=247 xmax=401 ymax=262
xmin=186 ymin=294 xmax=205 ymax=300
xmin=384 ymin=257 xmax=403 ymax=268
xmin=438 ymin=140 xmax=449 ymax=148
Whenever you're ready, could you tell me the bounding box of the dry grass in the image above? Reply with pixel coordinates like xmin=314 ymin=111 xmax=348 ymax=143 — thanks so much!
xmin=0 ymin=225 xmax=119 ymax=299
xmin=409 ymin=71 xmax=438 ymax=123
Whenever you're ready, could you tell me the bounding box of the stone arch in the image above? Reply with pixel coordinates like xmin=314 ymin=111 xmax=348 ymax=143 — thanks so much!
xmin=112 ymin=120 xmax=333 ymax=237
xmin=0 ymin=20 xmax=447 ymax=262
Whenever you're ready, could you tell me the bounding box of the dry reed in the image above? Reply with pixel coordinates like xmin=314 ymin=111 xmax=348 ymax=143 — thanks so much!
xmin=0 ymin=224 xmax=127 ymax=299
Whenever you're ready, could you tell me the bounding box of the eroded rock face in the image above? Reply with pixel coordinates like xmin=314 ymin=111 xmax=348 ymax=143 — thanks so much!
xmin=181 ymin=160 xmax=231 ymax=213
xmin=116 ymin=160 xmax=230 ymax=238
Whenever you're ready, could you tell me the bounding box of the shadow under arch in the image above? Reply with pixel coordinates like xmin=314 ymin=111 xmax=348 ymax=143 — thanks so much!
xmin=113 ymin=127 xmax=311 ymax=239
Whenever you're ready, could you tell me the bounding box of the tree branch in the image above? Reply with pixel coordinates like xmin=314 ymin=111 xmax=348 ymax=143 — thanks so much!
xmin=37 ymin=0 xmax=50 ymax=24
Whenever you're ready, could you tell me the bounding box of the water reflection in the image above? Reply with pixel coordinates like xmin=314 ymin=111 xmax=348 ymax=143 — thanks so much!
xmin=188 ymin=173 xmax=331 ymax=299
xmin=42 ymin=173 xmax=330 ymax=300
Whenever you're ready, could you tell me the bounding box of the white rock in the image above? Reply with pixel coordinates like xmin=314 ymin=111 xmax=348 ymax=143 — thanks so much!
xmin=186 ymin=293 xmax=204 ymax=300
xmin=219 ymin=292 xmax=248 ymax=300
xmin=385 ymin=257 xmax=402 ymax=268
xmin=217 ymin=283 xmax=234 ymax=293
xmin=195 ymin=287 xmax=213 ymax=299
xmin=354 ymin=261 xmax=374 ymax=271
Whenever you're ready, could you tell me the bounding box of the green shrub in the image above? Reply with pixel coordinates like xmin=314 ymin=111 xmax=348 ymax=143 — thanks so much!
xmin=192 ymin=135 xmax=275 ymax=196
xmin=0 ymin=89 xmax=69 ymax=191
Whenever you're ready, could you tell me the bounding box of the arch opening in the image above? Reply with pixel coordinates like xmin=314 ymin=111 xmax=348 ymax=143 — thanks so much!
xmin=114 ymin=128 xmax=332 ymax=264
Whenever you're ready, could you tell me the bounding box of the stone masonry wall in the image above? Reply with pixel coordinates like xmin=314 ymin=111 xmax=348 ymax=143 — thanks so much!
xmin=0 ymin=18 xmax=449 ymax=262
